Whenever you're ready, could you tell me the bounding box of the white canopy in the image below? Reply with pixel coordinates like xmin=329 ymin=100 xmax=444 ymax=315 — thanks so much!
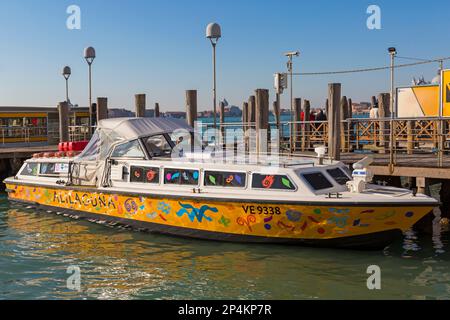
xmin=97 ymin=117 xmax=192 ymax=140
xmin=76 ymin=117 xmax=192 ymax=162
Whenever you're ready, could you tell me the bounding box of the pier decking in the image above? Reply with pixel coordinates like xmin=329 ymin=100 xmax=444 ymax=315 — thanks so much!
xmin=0 ymin=145 xmax=58 ymax=159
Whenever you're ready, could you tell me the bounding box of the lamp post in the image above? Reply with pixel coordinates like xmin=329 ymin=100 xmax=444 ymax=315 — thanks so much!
xmin=206 ymin=23 xmax=221 ymax=129
xmin=84 ymin=46 xmax=96 ymax=134
xmin=388 ymin=47 xmax=396 ymax=118
xmin=62 ymin=66 xmax=71 ymax=103
xmin=388 ymin=47 xmax=397 ymax=170
xmin=285 ymin=51 xmax=300 ymax=153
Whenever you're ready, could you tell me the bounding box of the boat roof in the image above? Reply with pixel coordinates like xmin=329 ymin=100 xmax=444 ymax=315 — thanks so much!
xmin=97 ymin=117 xmax=192 ymax=140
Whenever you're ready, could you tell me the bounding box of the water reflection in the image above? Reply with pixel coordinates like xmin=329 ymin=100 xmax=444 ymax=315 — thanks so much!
xmin=0 ymin=201 xmax=449 ymax=300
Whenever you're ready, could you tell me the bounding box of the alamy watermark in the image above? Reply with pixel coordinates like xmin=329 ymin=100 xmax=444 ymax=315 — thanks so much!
xmin=67 ymin=265 xmax=81 ymax=292
xmin=366 ymin=5 xmax=381 ymax=30
xmin=66 ymin=5 xmax=81 ymax=30
xmin=170 ymin=121 xmax=284 ymax=173
xmin=366 ymin=265 xmax=381 ymax=290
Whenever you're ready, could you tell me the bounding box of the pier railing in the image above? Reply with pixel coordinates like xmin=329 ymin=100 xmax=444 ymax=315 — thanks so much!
xmin=196 ymin=117 xmax=450 ymax=167
xmin=45 ymin=117 xmax=450 ymax=168
xmin=0 ymin=126 xmax=48 ymax=145
xmin=68 ymin=125 xmax=91 ymax=142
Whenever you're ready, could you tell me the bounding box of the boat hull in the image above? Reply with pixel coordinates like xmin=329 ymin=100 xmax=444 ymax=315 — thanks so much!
xmin=5 ymin=182 xmax=435 ymax=250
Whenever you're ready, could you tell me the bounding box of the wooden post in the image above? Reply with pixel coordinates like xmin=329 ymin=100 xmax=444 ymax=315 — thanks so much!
xmin=347 ymin=98 xmax=353 ymax=119
xmin=96 ymin=97 xmax=108 ymax=122
xmin=248 ymin=95 xmax=256 ymax=129
xmin=416 ymin=177 xmax=430 ymax=196
xmin=219 ymin=101 xmax=225 ymax=148
xmin=255 ymin=89 xmax=269 ymax=155
xmin=328 ymin=83 xmax=341 ymax=160
xmin=407 ymin=120 xmax=415 ymax=154
xmin=340 ymin=96 xmax=348 ymax=152
xmin=135 ymin=94 xmax=146 ymax=117
xmin=242 ymin=102 xmax=249 ymax=131
xmin=242 ymin=102 xmax=249 ymax=152
xmin=273 ymin=100 xmax=281 ymax=131
xmin=302 ymin=100 xmax=311 ymax=151
xmin=185 ymin=90 xmax=198 ymax=127
xmin=325 ymin=98 xmax=329 ymax=117
xmin=154 ymin=103 xmax=160 ymax=117
xmin=293 ymin=98 xmax=302 ymax=151
xmin=58 ymin=101 xmax=69 ymax=142
xmin=378 ymin=93 xmax=390 ymax=154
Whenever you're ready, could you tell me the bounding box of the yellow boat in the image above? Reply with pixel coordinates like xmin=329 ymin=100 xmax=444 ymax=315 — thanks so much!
xmin=4 ymin=118 xmax=438 ymax=250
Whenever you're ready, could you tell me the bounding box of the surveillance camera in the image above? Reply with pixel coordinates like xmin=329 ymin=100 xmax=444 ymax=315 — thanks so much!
xmin=284 ymin=51 xmax=300 ymax=57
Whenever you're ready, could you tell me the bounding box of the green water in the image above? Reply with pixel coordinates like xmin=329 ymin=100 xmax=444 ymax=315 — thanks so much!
xmin=0 ymin=194 xmax=449 ymax=300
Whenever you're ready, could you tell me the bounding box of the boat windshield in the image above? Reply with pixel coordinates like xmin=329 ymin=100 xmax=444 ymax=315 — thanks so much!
xmin=143 ymin=134 xmax=173 ymax=158
xmin=142 ymin=131 xmax=204 ymax=159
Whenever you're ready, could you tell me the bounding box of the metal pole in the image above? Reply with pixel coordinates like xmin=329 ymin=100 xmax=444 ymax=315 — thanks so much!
xmin=88 ymin=63 xmax=92 ymax=135
xmin=390 ymin=53 xmax=395 ymax=118
xmin=288 ymin=56 xmax=294 ymax=153
xmin=389 ymin=52 xmax=395 ymax=171
xmin=212 ymin=42 xmax=217 ymax=130
xmin=65 ymin=78 xmax=69 ymax=103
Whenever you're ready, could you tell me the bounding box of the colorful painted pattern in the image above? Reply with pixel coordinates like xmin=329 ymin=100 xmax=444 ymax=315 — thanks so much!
xmin=6 ymin=183 xmax=433 ymax=240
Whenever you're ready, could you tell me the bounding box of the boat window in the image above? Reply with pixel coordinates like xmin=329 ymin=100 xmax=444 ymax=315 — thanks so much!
xmin=143 ymin=135 xmax=172 ymax=158
xmin=20 ymin=163 xmax=39 ymax=176
xmin=326 ymin=168 xmax=351 ymax=185
xmin=251 ymin=174 xmax=296 ymax=191
xmin=39 ymin=163 xmax=57 ymax=175
xmin=130 ymin=166 xmax=160 ymax=184
xmin=111 ymin=140 xmax=145 ymax=159
xmin=302 ymin=172 xmax=333 ymax=190
xmin=204 ymin=171 xmax=246 ymax=188
xmin=164 ymin=168 xmax=199 ymax=186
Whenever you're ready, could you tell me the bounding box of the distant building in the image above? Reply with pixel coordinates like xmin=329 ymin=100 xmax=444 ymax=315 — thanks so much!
xmin=108 ymin=108 xmax=134 ymax=118
xmin=163 ymin=111 xmax=186 ymax=119
xmin=224 ymin=105 xmax=242 ymax=117
xmin=351 ymin=102 xmax=370 ymax=115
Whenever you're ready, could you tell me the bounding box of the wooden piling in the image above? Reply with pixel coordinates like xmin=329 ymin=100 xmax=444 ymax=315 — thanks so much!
xmin=185 ymin=90 xmax=198 ymax=127
xmin=302 ymin=100 xmax=311 ymax=151
xmin=135 ymin=94 xmax=146 ymax=117
xmin=58 ymin=101 xmax=69 ymax=142
xmin=255 ymin=89 xmax=269 ymax=155
xmin=378 ymin=93 xmax=390 ymax=153
xmin=242 ymin=102 xmax=249 ymax=131
xmin=219 ymin=101 xmax=225 ymax=147
xmin=407 ymin=120 xmax=415 ymax=155
xmin=96 ymin=97 xmax=108 ymax=122
xmin=348 ymin=98 xmax=353 ymax=119
xmin=273 ymin=100 xmax=281 ymax=129
xmin=416 ymin=177 xmax=430 ymax=196
xmin=328 ymin=83 xmax=341 ymax=160
xmin=154 ymin=103 xmax=160 ymax=117
xmin=242 ymin=102 xmax=249 ymax=153
xmin=248 ymin=95 xmax=256 ymax=129
xmin=340 ymin=96 xmax=349 ymax=152
xmin=293 ymin=98 xmax=302 ymax=151
xmin=371 ymin=96 xmax=377 ymax=108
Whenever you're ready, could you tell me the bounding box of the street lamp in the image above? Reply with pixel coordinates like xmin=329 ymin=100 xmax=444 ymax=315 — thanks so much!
xmin=388 ymin=47 xmax=396 ymax=118
xmin=84 ymin=46 xmax=96 ymax=133
xmin=62 ymin=66 xmax=71 ymax=103
xmin=285 ymin=51 xmax=300 ymax=152
xmin=206 ymin=22 xmax=221 ymax=129
xmin=388 ymin=47 xmax=397 ymax=170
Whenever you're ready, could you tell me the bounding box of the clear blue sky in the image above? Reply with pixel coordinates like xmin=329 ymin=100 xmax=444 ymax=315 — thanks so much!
xmin=0 ymin=0 xmax=448 ymax=111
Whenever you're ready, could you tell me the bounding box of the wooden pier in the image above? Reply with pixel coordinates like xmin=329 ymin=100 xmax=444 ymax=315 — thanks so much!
xmin=2 ymin=85 xmax=450 ymax=217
